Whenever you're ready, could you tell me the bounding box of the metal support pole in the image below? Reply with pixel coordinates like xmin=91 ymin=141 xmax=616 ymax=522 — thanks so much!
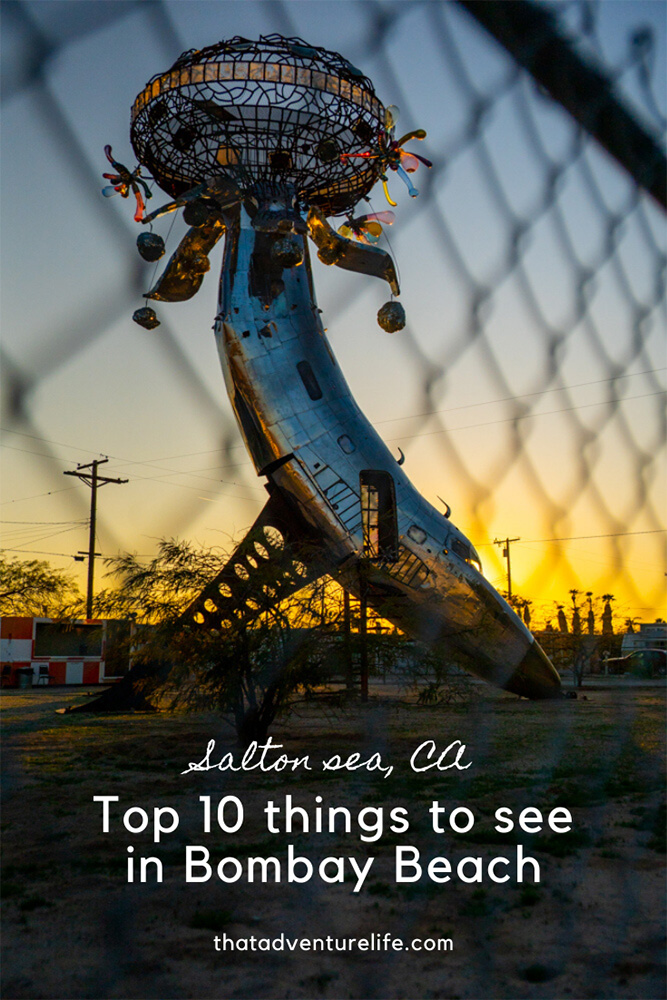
xmin=358 ymin=576 xmax=369 ymax=703
xmin=343 ymin=589 xmax=353 ymax=691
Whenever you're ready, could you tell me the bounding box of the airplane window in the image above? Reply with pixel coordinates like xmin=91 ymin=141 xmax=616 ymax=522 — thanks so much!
xmin=469 ymin=546 xmax=483 ymax=573
xmin=338 ymin=435 xmax=356 ymax=454
xmin=408 ymin=525 xmax=427 ymax=544
xmin=451 ymin=537 xmax=470 ymax=561
xmin=296 ymin=360 xmax=323 ymax=400
xmin=451 ymin=536 xmax=483 ymax=573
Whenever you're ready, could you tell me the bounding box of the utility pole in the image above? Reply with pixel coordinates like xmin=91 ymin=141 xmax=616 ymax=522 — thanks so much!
xmin=493 ymin=536 xmax=520 ymax=598
xmin=357 ymin=568 xmax=369 ymax=703
xmin=64 ymin=458 xmax=128 ymax=618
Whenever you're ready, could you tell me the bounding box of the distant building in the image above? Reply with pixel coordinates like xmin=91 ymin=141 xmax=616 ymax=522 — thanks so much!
xmin=0 ymin=616 xmax=131 ymax=687
xmin=621 ymin=621 xmax=667 ymax=655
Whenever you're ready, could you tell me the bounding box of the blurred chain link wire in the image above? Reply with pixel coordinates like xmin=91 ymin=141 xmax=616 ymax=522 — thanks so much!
xmin=1 ymin=0 xmax=665 ymax=615
xmin=0 ymin=5 xmax=664 ymax=995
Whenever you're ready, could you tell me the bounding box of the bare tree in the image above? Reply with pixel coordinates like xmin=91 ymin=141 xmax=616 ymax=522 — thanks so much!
xmin=0 ymin=554 xmax=81 ymax=617
xmin=93 ymin=540 xmax=341 ymax=745
xmin=572 ymin=636 xmax=599 ymax=688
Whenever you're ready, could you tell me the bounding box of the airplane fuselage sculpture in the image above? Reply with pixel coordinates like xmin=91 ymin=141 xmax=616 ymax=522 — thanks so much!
xmin=116 ymin=34 xmax=560 ymax=700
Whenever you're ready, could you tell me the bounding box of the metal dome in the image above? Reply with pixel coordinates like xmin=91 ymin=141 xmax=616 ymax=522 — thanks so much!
xmin=130 ymin=34 xmax=386 ymax=216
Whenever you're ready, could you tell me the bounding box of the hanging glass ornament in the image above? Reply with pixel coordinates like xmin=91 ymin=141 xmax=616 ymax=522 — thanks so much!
xmin=133 ymin=306 xmax=160 ymax=329
xmin=338 ymin=210 xmax=395 ymax=245
xmin=340 ymin=106 xmax=432 ymax=207
xmin=102 ymin=145 xmax=152 ymax=222
xmin=183 ymin=199 xmax=210 ymax=227
xmin=377 ymin=301 xmax=405 ymax=332
xmin=136 ymin=232 xmax=165 ymax=261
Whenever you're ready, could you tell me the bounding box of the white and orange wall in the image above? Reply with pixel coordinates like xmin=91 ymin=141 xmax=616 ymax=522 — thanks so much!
xmin=0 ymin=616 xmax=107 ymax=686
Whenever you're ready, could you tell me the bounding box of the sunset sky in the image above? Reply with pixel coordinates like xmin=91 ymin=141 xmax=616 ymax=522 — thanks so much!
xmin=1 ymin=0 xmax=665 ymax=625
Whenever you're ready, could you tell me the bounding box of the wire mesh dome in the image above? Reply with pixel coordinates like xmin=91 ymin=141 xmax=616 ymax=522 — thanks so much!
xmin=130 ymin=34 xmax=386 ymax=217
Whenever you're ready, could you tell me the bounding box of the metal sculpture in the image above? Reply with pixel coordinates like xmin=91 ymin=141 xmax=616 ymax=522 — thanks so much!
xmin=108 ymin=34 xmax=561 ymax=700
xmin=102 ymin=145 xmax=152 ymax=222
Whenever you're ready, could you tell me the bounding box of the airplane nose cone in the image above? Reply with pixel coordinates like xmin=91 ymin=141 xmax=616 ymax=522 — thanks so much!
xmin=505 ymin=641 xmax=562 ymax=700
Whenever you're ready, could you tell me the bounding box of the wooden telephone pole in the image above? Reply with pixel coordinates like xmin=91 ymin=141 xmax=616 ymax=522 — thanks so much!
xmin=64 ymin=458 xmax=127 ymax=618
xmin=493 ymin=536 xmax=520 ymax=598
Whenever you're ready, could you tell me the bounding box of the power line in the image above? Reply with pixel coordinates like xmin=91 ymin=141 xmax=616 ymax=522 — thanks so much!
xmin=374 ymin=367 xmax=667 ymax=426
xmin=3 ymin=384 xmax=663 ymax=507
xmin=0 ymin=486 xmax=79 ymax=506
xmin=0 ymin=525 xmax=88 ymax=546
xmin=0 ymin=519 xmax=87 ymax=525
xmin=3 ymin=366 xmax=665 ymax=450
xmin=389 ymin=390 xmax=667 ymax=442
xmin=519 ymin=529 xmax=666 ymax=544
xmin=0 ymin=432 xmax=105 ymax=454
xmin=2 ymin=442 xmax=264 ymax=501
xmin=113 ymin=465 xmax=266 ymax=495
xmin=1 ymin=434 xmax=264 ymax=493
xmin=476 ymin=528 xmax=666 ymax=546
xmin=1 ymin=526 xmax=89 ymax=559
xmin=1 ymin=431 xmax=249 ymax=472
xmin=1 ymin=549 xmax=87 ymax=558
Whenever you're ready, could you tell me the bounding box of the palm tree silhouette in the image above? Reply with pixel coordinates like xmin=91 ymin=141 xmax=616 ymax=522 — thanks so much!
xmin=570 ymin=589 xmax=581 ymax=635
xmin=601 ymin=593 xmax=615 ymax=636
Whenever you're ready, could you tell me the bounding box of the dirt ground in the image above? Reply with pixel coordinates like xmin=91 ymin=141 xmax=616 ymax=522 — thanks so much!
xmin=1 ymin=682 xmax=665 ymax=1000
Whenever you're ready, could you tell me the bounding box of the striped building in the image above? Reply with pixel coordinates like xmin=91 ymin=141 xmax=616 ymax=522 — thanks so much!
xmin=0 ymin=617 xmax=126 ymax=687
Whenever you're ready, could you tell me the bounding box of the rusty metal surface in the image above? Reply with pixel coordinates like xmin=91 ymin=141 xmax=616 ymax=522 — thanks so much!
xmin=306 ymin=207 xmax=400 ymax=296
xmin=186 ymin=485 xmax=329 ymax=629
xmin=146 ymin=216 xmax=226 ymax=302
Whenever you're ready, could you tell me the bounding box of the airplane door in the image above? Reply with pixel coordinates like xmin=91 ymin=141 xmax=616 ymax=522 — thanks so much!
xmin=360 ymin=470 xmax=398 ymax=562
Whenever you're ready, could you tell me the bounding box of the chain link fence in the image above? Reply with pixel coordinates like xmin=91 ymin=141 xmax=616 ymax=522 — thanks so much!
xmin=1 ymin=0 xmax=665 ymax=626
xmin=1 ymin=6 xmax=665 ymax=999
